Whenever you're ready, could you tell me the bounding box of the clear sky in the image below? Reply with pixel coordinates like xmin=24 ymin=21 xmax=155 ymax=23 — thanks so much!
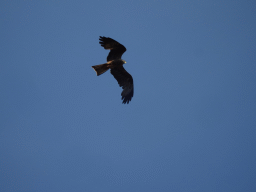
xmin=1 ymin=0 xmax=256 ymax=192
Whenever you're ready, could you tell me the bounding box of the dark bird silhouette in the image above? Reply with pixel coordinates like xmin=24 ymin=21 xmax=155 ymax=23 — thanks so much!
xmin=92 ymin=36 xmax=134 ymax=104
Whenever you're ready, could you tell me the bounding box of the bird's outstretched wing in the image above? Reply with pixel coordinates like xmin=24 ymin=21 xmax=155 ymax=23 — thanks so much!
xmin=110 ymin=66 xmax=134 ymax=104
xmin=99 ymin=36 xmax=126 ymax=61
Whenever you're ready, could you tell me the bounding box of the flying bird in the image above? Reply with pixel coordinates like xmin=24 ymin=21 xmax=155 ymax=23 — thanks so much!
xmin=92 ymin=36 xmax=134 ymax=104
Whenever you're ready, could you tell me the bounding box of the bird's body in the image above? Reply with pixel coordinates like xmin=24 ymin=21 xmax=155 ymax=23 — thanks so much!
xmin=109 ymin=59 xmax=126 ymax=67
xmin=92 ymin=36 xmax=134 ymax=104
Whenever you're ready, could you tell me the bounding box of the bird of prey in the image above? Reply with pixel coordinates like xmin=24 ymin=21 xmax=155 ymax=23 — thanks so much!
xmin=92 ymin=36 xmax=134 ymax=104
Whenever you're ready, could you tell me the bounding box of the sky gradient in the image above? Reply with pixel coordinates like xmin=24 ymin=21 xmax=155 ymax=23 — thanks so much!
xmin=1 ymin=0 xmax=256 ymax=192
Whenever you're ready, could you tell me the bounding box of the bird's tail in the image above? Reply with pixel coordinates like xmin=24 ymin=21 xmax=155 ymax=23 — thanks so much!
xmin=92 ymin=63 xmax=110 ymax=76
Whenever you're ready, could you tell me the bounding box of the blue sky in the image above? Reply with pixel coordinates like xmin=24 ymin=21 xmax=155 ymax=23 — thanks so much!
xmin=1 ymin=0 xmax=256 ymax=191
